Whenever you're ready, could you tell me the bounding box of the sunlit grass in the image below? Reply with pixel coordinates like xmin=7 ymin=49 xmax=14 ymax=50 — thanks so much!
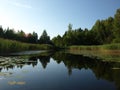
xmin=102 ymin=43 xmax=120 ymax=50
xmin=68 ymin=44 xmax=120 ymax=62
xmin=0 ymin=38 xmax=54 ymax=53
xmin=69 ymin=43 xmax=120 ymax=50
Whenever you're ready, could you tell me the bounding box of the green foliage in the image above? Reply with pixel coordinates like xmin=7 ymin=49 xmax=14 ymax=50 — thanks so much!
xmin=52 ymin=35 xmax=63 ymax=48
xmin=52 ymin=8 xmax=120 ymax=47
xmin=69 ymin=43 xmax=120 ymax=51
xmin=68 ymin=23 xmax=73 ymax=31
xmin=114 ymin=9 xmax=120 ymax=40
xmin=27 ymin=32 xmax=38 ymax=43
xmin=0 ymin=26 xmax=4 ymax=38
xmin=0 ymin=38 xmax=28 ymax=52
xmin=102 ymin=43 xmax=120 ymax=50
xmin=0 ymin=26 xmax=54 ymax=50
xmin=0 ymin=27 xmax=39 ymax=44
xmin=0 ymin=38 xmax=53 ymax=53
xmin=69 ymin=45 xmax=99 ymax=51
xmin=0 ymin=8 xmax=120 ymax=49
xmin=39 ymin=30 xmax=51 ymax=44
xmin=28 ymin=44 xmax=54 ymax=50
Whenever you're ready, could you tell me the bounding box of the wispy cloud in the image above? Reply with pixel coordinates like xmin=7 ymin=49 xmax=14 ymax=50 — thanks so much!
xmin=11 ymin=2 xmax=32 ymax=9
xmin=13 ymin=2 xmax=32 ymax=9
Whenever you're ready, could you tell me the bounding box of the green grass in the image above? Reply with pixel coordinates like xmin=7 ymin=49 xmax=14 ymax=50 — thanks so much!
xmin=68 ymin=43 xmax=120 ymax=62
xmin=101 ymin=43 xmax=120 ymax=50
xmin=0 ymin=38 xmax=54 ymax=53
xmin=69 ymin=45 xmax=99 ymax=50
xmin=69 ymin=43 xmax=120 ymax=50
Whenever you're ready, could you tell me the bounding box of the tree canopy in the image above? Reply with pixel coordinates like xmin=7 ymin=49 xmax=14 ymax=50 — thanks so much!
xmin=52 ymin=8 xmax=120 ymax=47
xmin=39 ymin=30 xmax=51 ymax=44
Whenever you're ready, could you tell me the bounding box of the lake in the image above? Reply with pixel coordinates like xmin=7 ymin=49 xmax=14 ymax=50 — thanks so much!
xmin=0 ymin=51 xmax=120 ymax=90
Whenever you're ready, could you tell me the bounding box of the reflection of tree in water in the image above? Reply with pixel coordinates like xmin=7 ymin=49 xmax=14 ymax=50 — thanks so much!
xmin=0 ymin=51 xmax=120 ymax=89
xmin=52 ymin=51 xmax=120 ymax=90
xmin=0 ymin=55 xmax=51 ymax=72
xmin=38 ymin=56 xmax=50 ymax=69
xmin=28 ymin=57 xmax=38 ymax=67
xmin=29 ymin=55 xmax=51 ymax=69
xmin=52 ymin=51 xmax=101 ymax=75
xmin=29 ymin=51 xmax=54 ymax=68
xmin=0 ymin=55 xmax=50 ymax=71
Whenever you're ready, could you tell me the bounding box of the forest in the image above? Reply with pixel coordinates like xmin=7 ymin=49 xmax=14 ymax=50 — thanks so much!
xmin=0 ymin=27 xmax=52 ymax=44
xmin=0 ymin=8 xmax=120 ymax=49
xmin=52 ymin=8 xmax=120 ymax=48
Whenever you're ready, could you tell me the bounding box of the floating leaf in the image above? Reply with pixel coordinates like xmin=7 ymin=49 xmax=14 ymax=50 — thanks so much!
xmin=17 ymin=81 xmax=26 ymax=85
xmin=8 ymin=81 xmax=16 ymax=85
xmin=8 ymin=81 xmax=26 ymax=85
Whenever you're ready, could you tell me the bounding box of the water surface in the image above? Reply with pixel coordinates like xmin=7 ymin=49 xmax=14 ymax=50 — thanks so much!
xmin=0 ymin=51 xmax=120 ymax=90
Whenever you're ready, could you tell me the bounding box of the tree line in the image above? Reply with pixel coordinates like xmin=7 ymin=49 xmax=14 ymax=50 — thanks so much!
xmin=0 ymin=27 xmax=52 ymax=44
xmin=0 ymin=8 xmax=120 ymax=47
xmin=52 ymin=8 xmax=120 ymax=47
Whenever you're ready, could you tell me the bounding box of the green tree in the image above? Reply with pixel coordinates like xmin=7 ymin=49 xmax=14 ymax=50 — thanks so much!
xmin=91 ymin=20 xmax=106 ymax=44
xmin=52 ymin=35 xmax=63 ymax=47
xmin=4 ymin=28 xmax=16 ymax=40
xmin=103 ymin=17 xmax=114 ymax=43
xmin=0 ymin=26 xmax=4 ymax=38
xmin=39 ymin=30 xmax=50 ymax=44
xmin=17 ymin=30 xmax=26 ymax=42
xmin=68 ymin=23 xmax=72 ymax=31
xmin=27 ymin=32 xmax=38 ymax=43
xmin=113 ymin=8 xmax=120 ymax=43
xmin=32 ymin=31 xmax=38 ymax=43
xmin=62 ymin=24 xmax=77 ymax=46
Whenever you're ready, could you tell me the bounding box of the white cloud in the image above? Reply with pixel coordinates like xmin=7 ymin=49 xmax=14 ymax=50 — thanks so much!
xmin=4 ymin=0 xmax=32 ymax=9
xmin=12 ymin=2 xmax=32 ymax=9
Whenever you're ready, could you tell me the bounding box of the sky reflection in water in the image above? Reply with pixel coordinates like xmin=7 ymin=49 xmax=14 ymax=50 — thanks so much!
xmin=0 ymin=51 xmax=119 ymax=90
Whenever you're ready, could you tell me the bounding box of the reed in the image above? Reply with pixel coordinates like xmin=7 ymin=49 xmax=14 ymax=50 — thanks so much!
xmin=69 ymin=43 xmax=120 ymax=51
xmin=0 ymin=38 xmax=53 ymax=53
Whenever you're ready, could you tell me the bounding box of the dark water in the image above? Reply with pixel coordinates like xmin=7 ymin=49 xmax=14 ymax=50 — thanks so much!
xmin=0 ymin=51 xmax=120 ymax=90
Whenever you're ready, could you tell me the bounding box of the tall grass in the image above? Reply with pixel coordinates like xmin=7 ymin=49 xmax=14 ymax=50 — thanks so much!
xmin=68 ymin=44 xmax=120 ymax=62
xmin=0 ymin=38 xmax=54 ymax=53
xmin=69 ymin=45 xmax=100 ymax=51
xmin=69 ymin=43 xmax=120 ymax=51
xmin=101 ymin=43 xmax=120 ymax=50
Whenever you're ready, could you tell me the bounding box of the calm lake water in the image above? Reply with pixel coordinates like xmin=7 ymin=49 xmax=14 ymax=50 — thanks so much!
xmin=0 ymin=51 xmax=120 ymax=90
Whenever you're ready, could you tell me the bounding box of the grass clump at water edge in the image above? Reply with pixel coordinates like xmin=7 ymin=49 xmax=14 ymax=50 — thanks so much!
xmin=0 ymin=38 xmax=54 ymax=53
xmin=69 ymin=43 xmax=120 ymax=51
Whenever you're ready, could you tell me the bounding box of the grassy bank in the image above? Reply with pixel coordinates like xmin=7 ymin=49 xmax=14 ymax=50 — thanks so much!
xmin=68 ymin=44 xmax=120 ymax=62
xmin=0 ymin=38 xmax=54 ymax=53
xmin=69 ymin=43 xmax=120 ymax=51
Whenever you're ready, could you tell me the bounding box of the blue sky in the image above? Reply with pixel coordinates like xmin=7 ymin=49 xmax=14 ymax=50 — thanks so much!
xmin=0 ymin=0 xmax=120 ymax=38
